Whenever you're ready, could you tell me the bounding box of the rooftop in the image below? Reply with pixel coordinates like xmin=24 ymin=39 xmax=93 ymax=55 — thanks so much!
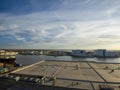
xmin=8 ymin=60 xmax=120 ymax=90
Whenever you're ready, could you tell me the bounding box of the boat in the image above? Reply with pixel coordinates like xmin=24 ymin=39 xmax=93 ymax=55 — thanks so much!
xmin=0 ymin=50 xmax=16 ymax=63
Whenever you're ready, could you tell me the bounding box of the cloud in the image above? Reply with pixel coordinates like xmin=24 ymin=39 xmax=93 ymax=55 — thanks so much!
xmin=0 ymin=0 xmax=120 ymax=49
xmin=98 ymin=35 xmax=120 ymax=39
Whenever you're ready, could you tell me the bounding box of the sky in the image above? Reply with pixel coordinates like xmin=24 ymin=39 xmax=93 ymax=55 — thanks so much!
xmin=0 ymin=0 xmax=120 ymax=49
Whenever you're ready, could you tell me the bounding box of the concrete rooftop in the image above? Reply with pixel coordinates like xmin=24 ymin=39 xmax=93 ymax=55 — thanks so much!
xmin=10 ymin=60 xmax=120 ymax=90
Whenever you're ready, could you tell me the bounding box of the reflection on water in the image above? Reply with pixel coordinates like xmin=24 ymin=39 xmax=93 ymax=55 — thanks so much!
xmin=15 ymin=55 xmax=120 ymax=65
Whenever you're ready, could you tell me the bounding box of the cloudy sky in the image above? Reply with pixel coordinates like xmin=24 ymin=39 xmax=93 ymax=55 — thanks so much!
xmin=0 ymin=0 xmax=120 ymax=49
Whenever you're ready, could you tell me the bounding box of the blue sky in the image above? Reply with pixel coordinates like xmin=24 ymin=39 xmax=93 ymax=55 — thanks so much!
xmin=0 ymin=0 xmax=120 ymax=49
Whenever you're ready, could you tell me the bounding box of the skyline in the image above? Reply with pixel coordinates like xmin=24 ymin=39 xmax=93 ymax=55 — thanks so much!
xmin=0 ymin=0 xmax=120 ymax=50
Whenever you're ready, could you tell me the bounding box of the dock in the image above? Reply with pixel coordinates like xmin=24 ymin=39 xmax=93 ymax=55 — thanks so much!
xmin=1 ymin=60 xmax=120 ymax=90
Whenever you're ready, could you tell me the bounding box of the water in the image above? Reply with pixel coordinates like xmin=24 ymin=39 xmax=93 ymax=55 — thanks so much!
xmin=16 ymin=55 xmax=120 ymax=65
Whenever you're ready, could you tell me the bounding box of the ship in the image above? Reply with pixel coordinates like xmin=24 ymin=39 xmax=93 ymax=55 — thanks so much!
xmin=0 ymin=50 xmax=17 ymax=63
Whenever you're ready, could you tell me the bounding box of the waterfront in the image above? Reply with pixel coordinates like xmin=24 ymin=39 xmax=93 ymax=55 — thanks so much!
xmin=16 ymin=55 xmax=120 ymax=65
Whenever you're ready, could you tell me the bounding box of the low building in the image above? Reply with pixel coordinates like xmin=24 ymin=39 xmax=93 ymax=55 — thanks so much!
xmin=94 ymin=49 xmax=106 ymax=57
xmin=72 ymin=50 xmax=94 ymax=57
xmin=72 ymin=50 xmax=86 ymax=57
xmin=94 ymin=49 xmax=118 ymax=58
xmin=105 ymin=51 xmax=118 ymax=58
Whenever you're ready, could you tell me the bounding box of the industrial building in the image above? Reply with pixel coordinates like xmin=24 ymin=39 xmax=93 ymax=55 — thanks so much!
xmin=94 ymin=49 xmax=118 ymax=58
xmin=72 ymin=50 xmax=93 ymax=57
xmin=72 ymin=50 xmax=87 ymax=57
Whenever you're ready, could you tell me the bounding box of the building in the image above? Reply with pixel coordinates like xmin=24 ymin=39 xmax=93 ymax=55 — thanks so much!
xmin=94 ymin=49 xmax=118 ymax=58
xmin=94 ymin=49 xmax=106 ymax=57
xmin=72 ymin=50 xmax=86 ymax=57
xmin=105 ymin=51 xmax=118 ymax=58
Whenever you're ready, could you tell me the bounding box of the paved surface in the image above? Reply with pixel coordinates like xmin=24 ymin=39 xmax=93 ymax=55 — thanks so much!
xmin=89 ymin=63 xmax=120 ymax=82
xmin=10 ymin=60 xmax=120 ymax=90
xmin=56 ymin=63 xmax=103 ymax=82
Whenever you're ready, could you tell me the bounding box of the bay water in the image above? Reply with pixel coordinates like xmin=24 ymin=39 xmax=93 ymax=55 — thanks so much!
xmin=16 ymin=55 xmax=120 ymax=65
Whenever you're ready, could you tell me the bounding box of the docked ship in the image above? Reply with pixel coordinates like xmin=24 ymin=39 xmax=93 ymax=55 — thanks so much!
xmin=0 ymin=50 xmax=17 ymax=63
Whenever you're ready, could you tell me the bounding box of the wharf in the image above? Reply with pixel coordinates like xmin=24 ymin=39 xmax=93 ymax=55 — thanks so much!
xmin=1 ymin=60 xmax=120 ymax=90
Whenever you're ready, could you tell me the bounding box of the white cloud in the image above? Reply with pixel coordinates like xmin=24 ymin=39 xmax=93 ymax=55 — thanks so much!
xmin=0 ymin=0 xmax=120 ymax=49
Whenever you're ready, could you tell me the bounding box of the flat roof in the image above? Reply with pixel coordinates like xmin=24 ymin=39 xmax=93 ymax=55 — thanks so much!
xmin=11 ymin=60 xmax=120 ymax=90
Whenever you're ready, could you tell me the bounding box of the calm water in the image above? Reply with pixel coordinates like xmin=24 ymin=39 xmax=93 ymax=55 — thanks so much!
xmin=16 ymin=55 xmax=120 ymax=65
